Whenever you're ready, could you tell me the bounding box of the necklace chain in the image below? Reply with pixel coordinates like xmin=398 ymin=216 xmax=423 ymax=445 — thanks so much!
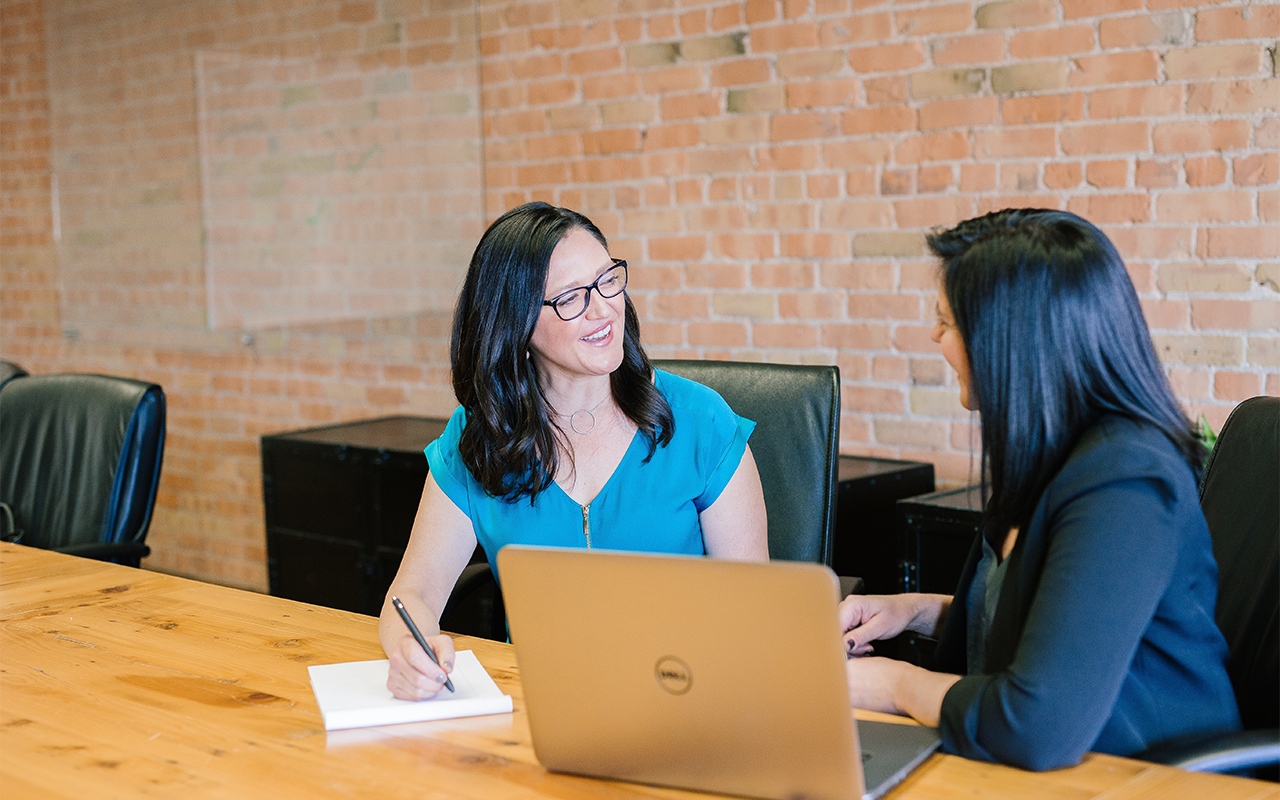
xmin=556 ymin=393 xmax=611 ymax=436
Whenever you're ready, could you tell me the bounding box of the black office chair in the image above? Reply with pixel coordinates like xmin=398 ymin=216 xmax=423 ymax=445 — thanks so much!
xmin=1140 ymin=395 xmax=1280 ymax=776
xmin=0 ymin=374 xmax=166 ymax=568
xmin=653 ymin=359 xmax=842 ymax=567
xmin=441 ymin=558 xmax=509 ymax=642
xmin=0 ymin=360 xmax=27 ymax=389
xmin=441 ymin=359 xmax=849 ymax=640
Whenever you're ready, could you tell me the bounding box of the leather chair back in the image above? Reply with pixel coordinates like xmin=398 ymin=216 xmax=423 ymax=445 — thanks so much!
xmin=0 ymin=374 xmax=165 ymax=566
xmin=0 ymin=360 xmax=27 ymax=388
xmin=1200 ymin=395 xmax=1279 ymax=732
xmin=653 ymin=360 xmax=840 ymax=565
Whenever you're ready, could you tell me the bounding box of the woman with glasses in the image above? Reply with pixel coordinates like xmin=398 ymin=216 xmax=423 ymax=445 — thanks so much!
xmin=381 ymin=202 xmax=767 ymax=699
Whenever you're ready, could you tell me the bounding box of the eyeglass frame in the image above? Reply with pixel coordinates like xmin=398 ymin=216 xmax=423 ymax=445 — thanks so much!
xmin=541 ymin=259 xmax=628 ymax=321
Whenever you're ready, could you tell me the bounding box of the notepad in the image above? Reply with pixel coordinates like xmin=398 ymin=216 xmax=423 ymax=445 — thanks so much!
xmin=308 ymin=650 xmax=513 ymax=731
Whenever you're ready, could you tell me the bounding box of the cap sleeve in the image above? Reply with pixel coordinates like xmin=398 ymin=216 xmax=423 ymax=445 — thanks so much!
xmin=424 ymin=406 xmax=473 ymax=519
xmin=694 ymin=412 xmax=755 ymax=512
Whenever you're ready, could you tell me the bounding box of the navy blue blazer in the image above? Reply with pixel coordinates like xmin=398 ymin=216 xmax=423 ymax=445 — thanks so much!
xmin=935 ymin=415 xmax=1241 ymax=770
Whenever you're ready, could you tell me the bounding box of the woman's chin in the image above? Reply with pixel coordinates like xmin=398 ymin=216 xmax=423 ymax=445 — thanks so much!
xmin=588 ymin=336 xmax=625 ymax=374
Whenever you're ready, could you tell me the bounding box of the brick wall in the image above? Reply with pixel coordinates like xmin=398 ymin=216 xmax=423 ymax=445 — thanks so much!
xmin=2 ymin=0 xmax=1276 ymax=590
xmin=3 ymin=0 xmax=478 ymax=588
xmin=1 ymin=1 xmax=58 ymax=345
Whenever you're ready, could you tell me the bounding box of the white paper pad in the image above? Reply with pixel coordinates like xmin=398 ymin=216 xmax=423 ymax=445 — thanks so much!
xmin=308 ymin=650 xmax=513 ymax=731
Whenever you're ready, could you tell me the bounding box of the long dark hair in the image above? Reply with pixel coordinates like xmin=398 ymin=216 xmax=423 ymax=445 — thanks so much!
xmin=927 ymin=209 xmax=1203 ymax=538
xmin=451 ymin=202 xmax=673 ymax=501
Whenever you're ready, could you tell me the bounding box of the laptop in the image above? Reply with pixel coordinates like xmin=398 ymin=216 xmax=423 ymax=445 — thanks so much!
xmin=497 ymin=546 xmax=941 ymax=800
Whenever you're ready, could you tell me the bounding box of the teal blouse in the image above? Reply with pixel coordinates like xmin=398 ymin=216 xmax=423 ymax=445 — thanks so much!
xmin=425 ymin=369 xmax=755 ymax=580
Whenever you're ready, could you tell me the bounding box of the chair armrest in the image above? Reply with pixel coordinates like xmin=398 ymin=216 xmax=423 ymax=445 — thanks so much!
xmin=446 ymin=562 xmax=496 ymax=607
xmin=441 ymin=562 xmax=507 ymax=641
xmin=1138 ymin=728 xmax=1280 ymax=773
xmin=839 ymin=575 xmax=865 ymax=598
xmin=54 ymin=541 xmax=151 ymax=565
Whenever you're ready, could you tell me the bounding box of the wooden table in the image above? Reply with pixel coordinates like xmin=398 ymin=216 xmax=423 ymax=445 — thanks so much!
xmin=2 ymin=543 xmax=1275 ymax=800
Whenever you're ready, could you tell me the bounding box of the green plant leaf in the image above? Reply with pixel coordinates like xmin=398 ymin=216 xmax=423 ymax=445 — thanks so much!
xmin=1197 ymin=414 xmax=1218 ymax=449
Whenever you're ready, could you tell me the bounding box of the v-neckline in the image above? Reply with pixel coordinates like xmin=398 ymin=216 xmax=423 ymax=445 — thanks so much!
xmin=551 ymin=427 xmax=644 ymax=509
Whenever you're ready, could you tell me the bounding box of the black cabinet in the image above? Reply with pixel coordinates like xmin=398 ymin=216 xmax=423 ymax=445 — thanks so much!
xmin=897 ymin=485 xmax=983 ymax=595
xmin=889 ymin=485 xmax=984 ymax=667
xmin=832 ymin=456 xmax=935 ymax=594
xmin=261 ymin=415 xmax=447 ymax=616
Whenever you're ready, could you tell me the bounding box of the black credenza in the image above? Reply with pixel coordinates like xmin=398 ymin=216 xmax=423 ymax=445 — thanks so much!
xmin=897 ymin=485 xmax=984 ymax=595
xmin=261 ymin=415 xmax=447 ymax=616
xmin=832 ymin=455 xmax=936 ymax=594
xmin=889 ymin=484 xmax=984 ymax=666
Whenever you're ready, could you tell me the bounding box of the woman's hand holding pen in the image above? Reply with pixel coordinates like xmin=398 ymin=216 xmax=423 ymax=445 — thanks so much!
xmin=387 ymin=631 xmax=456 ymax=700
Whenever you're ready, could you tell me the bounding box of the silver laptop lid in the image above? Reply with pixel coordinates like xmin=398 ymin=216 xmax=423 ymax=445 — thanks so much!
xmin=498 ymin=545 xmax=865 ymax=800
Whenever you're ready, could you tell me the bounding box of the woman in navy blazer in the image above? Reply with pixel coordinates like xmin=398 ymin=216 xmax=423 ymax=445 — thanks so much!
xmin=840 ymin=209 xmax=1241 ymax=770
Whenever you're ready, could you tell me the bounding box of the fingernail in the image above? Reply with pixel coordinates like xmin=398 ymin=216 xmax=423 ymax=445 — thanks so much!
xmin=443 ymin=661 xmax=453 ymax=670
xmin=435 ymin=673 xmax=447 ymax=683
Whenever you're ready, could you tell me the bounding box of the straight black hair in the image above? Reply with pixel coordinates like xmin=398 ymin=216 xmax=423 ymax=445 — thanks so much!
xmin=451 ymin=202 xmax=673 ymax=500
xmin=927 ymin=209 xmax=1203 ymax=539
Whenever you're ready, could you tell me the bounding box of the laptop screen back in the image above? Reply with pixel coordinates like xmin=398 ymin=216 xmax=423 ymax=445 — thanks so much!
xmin=498 ymin=546 xmax=865 ymax=800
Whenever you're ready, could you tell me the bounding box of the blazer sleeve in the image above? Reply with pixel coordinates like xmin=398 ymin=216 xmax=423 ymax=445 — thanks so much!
xmin=938 ymin=468 xmax=1184 ymax=770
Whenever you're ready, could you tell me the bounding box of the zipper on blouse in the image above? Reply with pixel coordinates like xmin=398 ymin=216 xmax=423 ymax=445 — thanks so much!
xmin=581 ymin=503 xmax=591 ymax=549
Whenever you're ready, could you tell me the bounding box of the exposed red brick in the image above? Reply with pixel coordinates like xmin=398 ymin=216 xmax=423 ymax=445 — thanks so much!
xmin=1070 ymin=51 xmax=1160 ymax=87
xmin=1045 ymin=162 xmax=1082 ymax=189
xmin=1010 ymin=25 xmax=1094 ymax=59
xmin=920 ymin=96 xmax=998 ymax=130
xmin=749 ymin=21 xmax=819 ymax=52
xmin=848 ymin=42 xmax=926 ymax=73
xmin=1196 ymin=6 xmax=1280 ymax=42
xmin=1165 ymin=44 xmax=1267 ymax=80
xmin=1135 ymin=160 xmax=1178 ymax=189
xmin=818 ymin=13 xmax=894 ymax=45
xmin=788 ymin=78 xmax=860 ymax=109
xmin=1156 ymin=191 xmax=1255 ymax=223
xmin=1060 ymin=122 xmax=1149 ymax=156
xmin=1185 ymin=156 xmax=1227 ymax=187
xmin=1213 ymin=371 xmax=1264 ymax=402
xmin=1001 ymin=93 xmax=1084 ymax=124
xmin=1155 ymin=120 xmax=1251 ymax=155
xmin=894 ymin=3 xmax=972 ymax=36
xmin=932 ymin=33 xmax=1006 ymax=66
xmin=1098 ymin=13 xmax=1189 ymax=49
xmin=8 ymin=0 xmax=1272 ymax=592
xmin=1086 ymin=160 xmax=1128 ymax=189
xmin=1234 ymin=153 xmax=1279 ymax=187
xmin=1088 ymin=86 xmax=1184 ymax=120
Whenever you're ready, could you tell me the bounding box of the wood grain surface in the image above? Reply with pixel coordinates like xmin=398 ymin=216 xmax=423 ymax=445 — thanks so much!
xmin=2 ymin=543 xmax=1275 ymax=800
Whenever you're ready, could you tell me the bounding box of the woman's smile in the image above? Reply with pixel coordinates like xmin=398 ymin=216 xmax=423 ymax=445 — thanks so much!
xmin=580 ymin=322 xmax=613 ymax=345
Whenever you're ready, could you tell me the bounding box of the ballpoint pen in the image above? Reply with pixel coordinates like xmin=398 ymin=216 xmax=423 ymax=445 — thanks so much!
xmin=390 ymin=595 xmax=455 ymax=693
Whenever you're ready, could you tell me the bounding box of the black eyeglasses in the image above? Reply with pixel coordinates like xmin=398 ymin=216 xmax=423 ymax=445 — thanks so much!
xmin=542 ymin=260 xmax=628 ymax=321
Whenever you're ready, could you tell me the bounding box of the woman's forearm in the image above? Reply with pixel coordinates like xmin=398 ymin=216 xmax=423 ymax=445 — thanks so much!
xmin=893 ymin=662 xmax=963 ymax=727
xmin=907 ymin=593 xmax=953 ymax=638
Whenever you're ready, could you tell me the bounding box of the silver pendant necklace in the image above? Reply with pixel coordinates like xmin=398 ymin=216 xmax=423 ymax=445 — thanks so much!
xmin=561 ymin=394 xmax=611 ymax=435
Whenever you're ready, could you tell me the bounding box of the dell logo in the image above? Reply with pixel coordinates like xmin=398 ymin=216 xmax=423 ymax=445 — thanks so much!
xmin=654 ymin=656 xmax=692 ymax=695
